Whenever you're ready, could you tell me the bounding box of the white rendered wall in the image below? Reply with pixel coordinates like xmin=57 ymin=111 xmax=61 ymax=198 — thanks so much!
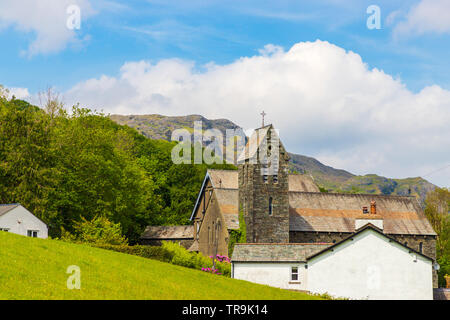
xmin=307 ymin=229 xmax=433 ymax=300
xmin=232 ymin=262 xmax=307 ymax=291
xmin=0 ymin=206 xmax=48 ymax=239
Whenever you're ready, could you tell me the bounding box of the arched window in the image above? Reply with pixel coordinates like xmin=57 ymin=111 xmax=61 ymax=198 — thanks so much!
xmin=268 ymin=197 xmax=273 ymax=216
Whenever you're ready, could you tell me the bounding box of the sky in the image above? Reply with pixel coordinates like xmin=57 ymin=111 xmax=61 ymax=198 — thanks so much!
xmin=0 ymin=0 xmax=449 ymax=187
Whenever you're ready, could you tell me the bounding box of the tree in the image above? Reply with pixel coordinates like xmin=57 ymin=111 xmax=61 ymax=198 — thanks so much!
xmin=424 ymin=187 xmax=450 ymax=286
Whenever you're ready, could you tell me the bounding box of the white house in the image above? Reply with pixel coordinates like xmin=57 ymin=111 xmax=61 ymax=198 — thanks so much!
xmin=0 ymin=204 xmax=48 ymax=239
xmin=231 ymin=223 xmax=434 ymax=300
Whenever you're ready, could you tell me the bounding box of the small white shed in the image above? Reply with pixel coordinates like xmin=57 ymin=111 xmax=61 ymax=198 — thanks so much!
xmin=0 ymin=204 xmax=48 ymax=239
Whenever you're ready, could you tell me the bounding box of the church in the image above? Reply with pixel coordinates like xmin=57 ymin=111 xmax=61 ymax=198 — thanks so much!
xmin=142 ymin=122 xmax=437 ymax=299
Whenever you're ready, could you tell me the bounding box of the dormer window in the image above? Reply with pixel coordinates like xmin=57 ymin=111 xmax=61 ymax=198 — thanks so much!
xmin=362 ymin=206 xmax=369 ymax=214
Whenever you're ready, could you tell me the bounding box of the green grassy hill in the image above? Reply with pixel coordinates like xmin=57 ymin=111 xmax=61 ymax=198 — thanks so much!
xmin=0 ymin=232 xmax=320 ymax=300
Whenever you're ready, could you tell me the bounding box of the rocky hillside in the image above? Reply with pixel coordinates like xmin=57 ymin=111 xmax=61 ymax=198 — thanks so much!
xmin=110 ymin=114 xmax=436 ymax=204
xmin=110 ymin=114 xmax=242 ymax=141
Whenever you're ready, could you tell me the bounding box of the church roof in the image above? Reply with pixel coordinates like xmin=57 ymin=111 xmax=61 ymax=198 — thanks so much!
xmin=231 ymin=243 xmax=332 ymax=262
xmin=237 ymin=125 xmax=271 ymax=163
xmin=140 ymin=225 xmax=194 ymax=240
xmin=289 ymin=192 xmax=436 ymax=236
xmin=190 ymin=169 xmax=320 ymax=229
xmin=193 ymin=177 xmax=435 ymax=235
xmin=236 ymin=124 xmax=290 ymax=163
xmin=208 ymin=170 xmax=238 ymax=189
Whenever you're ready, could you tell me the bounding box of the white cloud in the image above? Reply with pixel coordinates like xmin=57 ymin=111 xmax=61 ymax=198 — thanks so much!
xmin=0 ymin=0 xmax=95 ymax=57
xmin=7 ymin=87 xmax=30 ymax=100
xmin=392 ymin=0 xmax=450 ymax=37
xmin=62 ymin=40 xmax=450 ymax=187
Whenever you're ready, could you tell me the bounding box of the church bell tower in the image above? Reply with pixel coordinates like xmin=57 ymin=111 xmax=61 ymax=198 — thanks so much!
xmin=238 ymin=122 xmax=290 ymax=243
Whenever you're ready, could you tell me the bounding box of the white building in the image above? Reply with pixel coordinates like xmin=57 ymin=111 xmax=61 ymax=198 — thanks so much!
xmin=0 ymin=204 xmax=48 ymax=239
xmin=232 ymin=223 xmax=433 ymax=300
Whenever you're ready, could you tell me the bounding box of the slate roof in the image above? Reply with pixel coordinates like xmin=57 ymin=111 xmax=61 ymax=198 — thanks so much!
xmin=140 ymin=225 xmax=194 ymax=239
xmin=231 ymin=243 xmax=332 ymax=262
xmin=232 ymin=224 xmax=434 ymax=263
xmin=0 ymin=204 xmax=19 ymax=217
xmin=195 ymin=186 xmax=435 ymax=235
xmin=208 ymin=170 xmax=238 ymax=189
xmin=288 ymin=174 xmax=320 ymax=193
xmin=289 ymin=192 xmax=436 ymax=235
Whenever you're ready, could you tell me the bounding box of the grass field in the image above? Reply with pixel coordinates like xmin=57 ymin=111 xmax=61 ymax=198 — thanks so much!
xmin=0 ymin=232 xmax=321 ymax=300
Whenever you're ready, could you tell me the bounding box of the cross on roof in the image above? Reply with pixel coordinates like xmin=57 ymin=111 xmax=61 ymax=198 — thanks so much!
xmin=260 ymin=111 xmax=266 ymax=127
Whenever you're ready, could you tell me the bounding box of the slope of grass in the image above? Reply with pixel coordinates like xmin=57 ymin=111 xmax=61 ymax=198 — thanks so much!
xmin=0 ymin=232 xmax=320 ymax=300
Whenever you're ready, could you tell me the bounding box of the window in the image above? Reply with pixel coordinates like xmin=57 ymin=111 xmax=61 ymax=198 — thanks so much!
xmin=273 ymin=175 xmax=278 ymax=183
xmin=27 ymin=230 xmax=38 ymax=238
xmin=291 ymin=267 xmax=299 ymax=281
xmin=268 ymin=197 xmax=273 ymax=216
xmin=0 ymin=228 xmax=9 ymax=232
xmin=419 ymin=242 xmax=423 ymax=253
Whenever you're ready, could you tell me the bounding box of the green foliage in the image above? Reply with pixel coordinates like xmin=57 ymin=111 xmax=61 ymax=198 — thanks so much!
xmin=62 ymin=216 xmax=128 ymax=245
xmin=95 ymin=241 xmax=231 ymax=277
xmin=228 ymin=207 xmax=247 ymax=257
xmin=0 ymin=95 xmax=233 ymax=244
xmin=424 ymin=187 xmax=450 ymax=287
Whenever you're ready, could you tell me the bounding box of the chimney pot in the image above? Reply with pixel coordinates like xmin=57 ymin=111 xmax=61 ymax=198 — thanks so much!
xmin=370 ymin=201 xmax=376 ymax=215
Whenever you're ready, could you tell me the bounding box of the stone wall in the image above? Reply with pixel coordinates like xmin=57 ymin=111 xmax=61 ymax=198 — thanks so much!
xmin=239 ymin=128 xmax=290 ymax=243
xmin=290 ymin=231 xmax=352 ymax=244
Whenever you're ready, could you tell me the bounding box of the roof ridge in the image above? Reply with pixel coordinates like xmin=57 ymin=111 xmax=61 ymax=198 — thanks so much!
xmin=289 ymin=191 xmax=415 ymax=199
xmin=235 ymin=242 xmax=332 ymax=245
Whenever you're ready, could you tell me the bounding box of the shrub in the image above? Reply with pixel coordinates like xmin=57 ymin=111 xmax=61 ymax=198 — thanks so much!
xmin=61 ymin=216 xmax=128 ymax=246
xmin=93 ymin=241 xmax=231 ymax=277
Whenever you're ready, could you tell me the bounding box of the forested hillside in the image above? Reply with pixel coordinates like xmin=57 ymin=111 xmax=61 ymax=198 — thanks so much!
xmin=0 ymin=93 xmax=233 ymax=243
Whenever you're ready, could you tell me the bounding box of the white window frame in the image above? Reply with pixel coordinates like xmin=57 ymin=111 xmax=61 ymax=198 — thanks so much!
xmin=291 ymin=266 xmax=299 ymax=282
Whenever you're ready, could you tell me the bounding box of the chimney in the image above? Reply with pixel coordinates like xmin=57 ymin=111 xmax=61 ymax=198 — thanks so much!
xmin=355 ymin=200 xmax=383 ymax=231
xmin=370 ymin=201 xmax=376 ymax=215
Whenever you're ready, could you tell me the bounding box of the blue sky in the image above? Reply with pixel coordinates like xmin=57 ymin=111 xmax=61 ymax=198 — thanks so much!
xmin=0 ymin=0 xmax=449 ymax=186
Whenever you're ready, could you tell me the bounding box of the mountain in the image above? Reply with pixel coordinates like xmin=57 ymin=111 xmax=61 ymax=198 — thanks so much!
xmin=110 ymin=114 xmax=436 ymax=204
xmin=110 ymin=114 xmax=242 ymax=141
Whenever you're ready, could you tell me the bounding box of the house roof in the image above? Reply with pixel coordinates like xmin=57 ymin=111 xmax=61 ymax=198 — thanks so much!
xmin=140 ymin=225 xmax=194 ymax=240
xmin=306 ymin=223 xmax=434 ymax=262
xmin=231 ymin=224 xmax=434 ymax=263
xmin=0 ymin=204 xmax=20 ymax=217
xmin=231 ymin=243 xmax=332 ymax=262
